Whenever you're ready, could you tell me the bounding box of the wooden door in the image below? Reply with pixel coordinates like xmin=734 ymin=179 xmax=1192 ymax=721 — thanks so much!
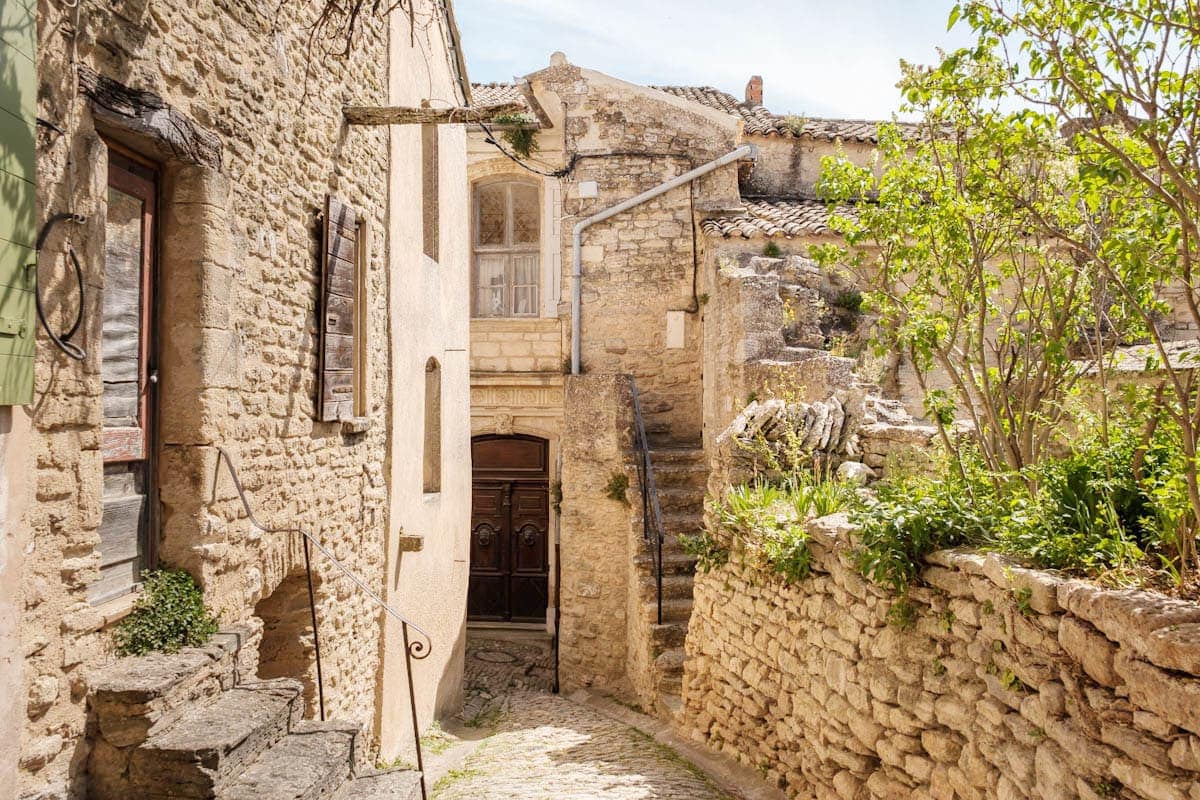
xmin=91 ymin=150 xmax=157 ymax=604
xmin=468 ymin=436 xmax=549 ymax=623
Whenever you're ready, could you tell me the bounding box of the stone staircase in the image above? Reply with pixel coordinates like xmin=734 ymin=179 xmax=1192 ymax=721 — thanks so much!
xmin=87 ymin=626 xmax=422 ymax=800
xmin=634 ymin=444 xmax=707 ymax=717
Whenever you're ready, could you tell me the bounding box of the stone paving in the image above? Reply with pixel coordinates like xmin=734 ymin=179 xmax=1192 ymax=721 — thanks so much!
xmin=429 ymin=631 xmax=732 ymax=800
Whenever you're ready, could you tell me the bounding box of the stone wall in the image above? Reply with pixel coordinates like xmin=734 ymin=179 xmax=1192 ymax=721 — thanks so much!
xmin=558 ymin=375 xmax=637 ymax=694
xmin=681 ymin=514 xmax=1200 ymax=800
xmin=469 ymin=319 xmax=564 ymax=374
xmin=525 ymin=60 xmax=743 ymax=442
xmin=23 ymin=2 xmax=467 ymax=796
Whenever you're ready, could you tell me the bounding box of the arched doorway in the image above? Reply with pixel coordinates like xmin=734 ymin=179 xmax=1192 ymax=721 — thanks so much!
xmin=469 ymin=434 xmax=549 ymax=623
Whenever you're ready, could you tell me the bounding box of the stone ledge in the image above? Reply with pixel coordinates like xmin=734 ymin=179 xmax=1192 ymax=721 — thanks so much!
xmin=396 ymin=534 xmax=424 ymax=553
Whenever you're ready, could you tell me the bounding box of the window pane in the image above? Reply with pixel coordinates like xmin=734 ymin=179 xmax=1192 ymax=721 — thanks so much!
xmin=103 ymin=186 xmax=144 ymax=428
xmin=476 ymin=184 xmax=505 ymax=246
xmin=475 ymin=254 xmax=507 ymax=317
xmin=511 ymin=184 xmax=539 ymax=245
xmin=512 ymin=254 xmax=539 ymax=315
xmin=513 ymin=287 xmax=538 ymax=315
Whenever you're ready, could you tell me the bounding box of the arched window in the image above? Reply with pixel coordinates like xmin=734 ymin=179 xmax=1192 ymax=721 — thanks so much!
xmin=423 ymin=358 xmax=441 ymax=493
xmin=473 ymin=180 xmax=540 ymax=317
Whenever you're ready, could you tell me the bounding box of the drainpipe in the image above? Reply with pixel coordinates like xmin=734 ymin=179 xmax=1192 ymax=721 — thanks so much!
xmin=570 ymin=144 xmax=757 ymax=375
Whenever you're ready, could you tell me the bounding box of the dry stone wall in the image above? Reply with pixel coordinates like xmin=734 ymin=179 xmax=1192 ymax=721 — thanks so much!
xmin=682 ymin=515 xmax=1200 ymax=800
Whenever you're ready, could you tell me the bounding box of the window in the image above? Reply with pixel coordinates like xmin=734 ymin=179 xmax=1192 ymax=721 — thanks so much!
xmin=472 ymin=180 xmax=540 ymax=317
xmin=423 ymin=358 xmax=442 ymax=493
xmin=422 ymin=124 xmax=439 ymax=262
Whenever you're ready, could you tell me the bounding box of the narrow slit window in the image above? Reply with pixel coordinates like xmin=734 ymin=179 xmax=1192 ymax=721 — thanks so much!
xmin=422 ymin=124 xmax=439 ymax=262
xmin=423 ymin=357 xmax=442 ymax=493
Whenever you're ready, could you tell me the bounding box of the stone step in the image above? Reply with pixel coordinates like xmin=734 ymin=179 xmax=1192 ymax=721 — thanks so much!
xmin=647 ymin=447 xmax=706 ymax=466
xmin=129 ymin=679 xmax=303 ymax=799
xmin=658 ymin=693 xmax=683 ymax=722
xmin=633 ymin=551 xmax=697 ymax=576
xmin=649 ymin=462 xmax=709 ymax=490
xmin=333 ymin=768 xmax=423 ymax=800
xmin=655 ymin=647 xmax=686 ymax=675
xmin=643 ymin=486 xmax=706 ymax=514
xmin=90 ymin=627 xmax=251 ymax=751
xmin=644 ymin=597 xmax=693 ymax=624
xmin=223 ymin=720 xmax=357 ymax=800
xmin=649 ymin=622 xmax=688 ymax=652
xmin=638 ymin=572 xmax=696 ymax=601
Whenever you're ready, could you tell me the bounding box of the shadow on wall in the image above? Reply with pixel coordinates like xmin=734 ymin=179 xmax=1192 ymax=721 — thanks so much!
xmin=255 ymin=569 xmax=322 ymax=716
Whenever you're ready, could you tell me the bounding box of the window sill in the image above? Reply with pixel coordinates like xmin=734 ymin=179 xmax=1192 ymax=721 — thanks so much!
xmin=90 ymin=590 xmax=140 ymax=631
xmin=341 ymin=416 xmax=371 ymax=434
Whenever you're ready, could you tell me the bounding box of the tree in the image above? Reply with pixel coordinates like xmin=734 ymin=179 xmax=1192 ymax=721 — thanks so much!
xmin=818 ymin=0 xmax=1200 ymax=574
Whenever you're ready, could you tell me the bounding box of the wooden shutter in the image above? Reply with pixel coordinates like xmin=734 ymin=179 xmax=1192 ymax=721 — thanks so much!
xmin=0 ymin=0 xmax=37 ymax=405
xmin=319 ymin=196 xmax=357 ymax=421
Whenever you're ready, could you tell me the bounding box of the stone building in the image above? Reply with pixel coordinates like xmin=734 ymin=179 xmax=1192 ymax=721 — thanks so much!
xmin=2 ymin=1 xmax=474 ymax=797
xmin=463 ymin=57 xmax=932 ymax=718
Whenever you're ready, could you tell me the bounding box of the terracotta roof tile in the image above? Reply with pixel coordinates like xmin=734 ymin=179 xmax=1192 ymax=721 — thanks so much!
xmin=653 ymin=85 xmax=919 ymax=142
xmin=702 ymin=198 xmax=858 ymax=239
xmin=472 ymin=82 xmax=529 ymax=111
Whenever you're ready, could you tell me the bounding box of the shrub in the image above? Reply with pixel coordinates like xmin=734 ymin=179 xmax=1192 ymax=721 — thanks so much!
xmin=705 ymin=470 xmax=857 ymax=585
xmin=114 ymin=569 xmax=219 ymax=657
xmin=679 ymin=531 xmax=729 ymax=574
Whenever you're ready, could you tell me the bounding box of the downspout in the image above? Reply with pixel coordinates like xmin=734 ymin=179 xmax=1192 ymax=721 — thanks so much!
xmin=570 ymin=144 xmax=757 ymax=375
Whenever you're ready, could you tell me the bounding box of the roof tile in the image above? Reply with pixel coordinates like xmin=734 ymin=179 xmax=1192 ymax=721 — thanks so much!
xmin=702 ymin=198 xmax=857 ymax=239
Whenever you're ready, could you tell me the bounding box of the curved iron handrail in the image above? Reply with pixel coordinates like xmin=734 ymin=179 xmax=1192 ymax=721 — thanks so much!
xmin=630 ymin=380 xmax=666 ymax=625
xmin=213 ymin=446 xmax=431 ymax=799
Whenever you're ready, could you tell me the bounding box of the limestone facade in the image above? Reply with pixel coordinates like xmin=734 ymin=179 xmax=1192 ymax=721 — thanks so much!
xmin=682 ymin=514 xmax=1200 ymax=800
xmin=11 ymin=2 xmax=473 ymax=797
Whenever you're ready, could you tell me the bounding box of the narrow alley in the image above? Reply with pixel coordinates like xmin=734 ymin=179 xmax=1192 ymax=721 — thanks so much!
xmin=424 ymin=633 xmax=743 ymax=800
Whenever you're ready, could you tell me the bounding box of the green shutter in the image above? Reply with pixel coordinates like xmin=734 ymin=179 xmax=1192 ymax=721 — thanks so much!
xmin=0 ymin=0 xmax=36 ymax=405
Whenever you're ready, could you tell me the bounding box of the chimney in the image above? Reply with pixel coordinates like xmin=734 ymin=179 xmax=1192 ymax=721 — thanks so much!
xmin=745 ymin=75 xmax=763 ymax=107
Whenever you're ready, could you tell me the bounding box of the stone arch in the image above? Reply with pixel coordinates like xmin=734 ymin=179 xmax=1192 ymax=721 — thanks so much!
xmin=254 ymin=567 xmax=323 ymax=715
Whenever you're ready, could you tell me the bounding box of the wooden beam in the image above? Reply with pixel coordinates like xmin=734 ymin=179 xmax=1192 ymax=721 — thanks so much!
xmin=343 ymin=102 xmax=525 ymax=126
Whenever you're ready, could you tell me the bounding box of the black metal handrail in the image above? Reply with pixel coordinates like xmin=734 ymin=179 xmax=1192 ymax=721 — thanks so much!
xmin=214 ymin=446 xmax=431 ymax=800
xmin=630 ymin=380 xmax=666 ymax=625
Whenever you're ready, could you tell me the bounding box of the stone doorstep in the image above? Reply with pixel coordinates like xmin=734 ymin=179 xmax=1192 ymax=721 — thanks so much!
xmin=90 ymin=625 xmax=255 ymax=749
xmin=332 ymin=767 xmax=423 ymax=800
xmin=129 ymin=678 xmax=304 ymax=798
xmin=223 ymin=720 xmax=358 ymax=800
xmin=568 ymin=689 xmax=787 ymax=800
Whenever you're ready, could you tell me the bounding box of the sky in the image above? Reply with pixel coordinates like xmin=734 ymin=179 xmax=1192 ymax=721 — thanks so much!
xmin=453 ymin=0 xmax=977 ymax=119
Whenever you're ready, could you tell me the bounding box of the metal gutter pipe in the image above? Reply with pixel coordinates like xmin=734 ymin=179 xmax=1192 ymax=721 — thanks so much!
xmin=570 ymin=144 xmax=757 ymax=375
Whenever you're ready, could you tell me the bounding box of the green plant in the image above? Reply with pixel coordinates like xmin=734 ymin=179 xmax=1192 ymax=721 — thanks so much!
xmin=697 ymin=292 xmax=710 ymax=307
xmin=783 ymin=114 xmax=808 ymax=136
xmin=939 ymin=609 xmax=956 ymax=632
xmin=605 ymin=471 xmax=629 ymax=505
xmin=761 ymin=240 xmax=783 ymax=258
xmin=113 ymin=569 xmax=219 ymax=656
xmin=886 ymin=598 xmax=919 ymax=630
xmin=830 ymin=288 xmax=863 ymax=313
xmin=492 ymin=113 xmax=539 ymax=158
xmin=999 ymin=669 xmax=1029 ymax=693
xmin=852 ymin=472 xmax=992 ymax=593
xmin=550 ymin=480 xmax=563 ymax=514
xmin=1012 ymin=587 xmax=1034 ymax=617
xmin=679 ymin=531 xmax=729 ymax=574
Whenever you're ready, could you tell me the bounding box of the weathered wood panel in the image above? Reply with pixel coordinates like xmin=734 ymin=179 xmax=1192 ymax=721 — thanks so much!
xmin=319 ymin=196 xmax=360 ymax=422
xmin=103 ymin=184 xmax=145 ymax=431
xmin=97 ymin=495 xmax=145 ymax=566
xmin=102 ymin=426 xmax=145 ymax=462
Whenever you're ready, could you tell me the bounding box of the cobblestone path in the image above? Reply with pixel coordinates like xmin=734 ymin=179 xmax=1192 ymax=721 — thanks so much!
xmin=429 ymin=632 xmax=731 ymax=800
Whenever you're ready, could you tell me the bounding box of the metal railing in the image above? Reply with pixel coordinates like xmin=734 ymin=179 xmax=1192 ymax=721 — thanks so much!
xmin=630 ymin=380 xmax=666 ymax=625
xmin=214 ymin=446 xmax=432 ymax=800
